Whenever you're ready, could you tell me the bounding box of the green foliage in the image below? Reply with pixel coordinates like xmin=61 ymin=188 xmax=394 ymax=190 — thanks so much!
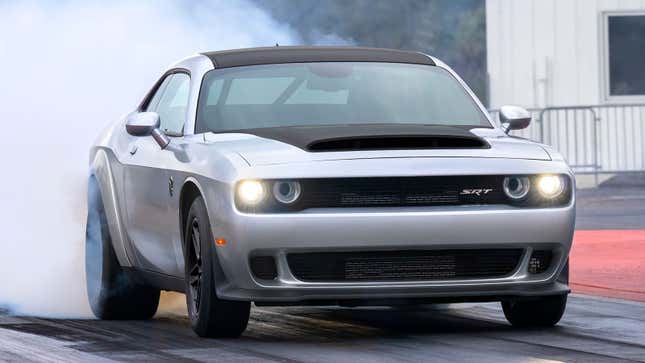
xmin=255 ymin=0 xmax=488 ymax=105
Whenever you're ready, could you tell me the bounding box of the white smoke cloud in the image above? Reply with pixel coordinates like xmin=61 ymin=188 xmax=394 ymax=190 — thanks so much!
xmin=0 ymin=0 xmax=301 ymax=317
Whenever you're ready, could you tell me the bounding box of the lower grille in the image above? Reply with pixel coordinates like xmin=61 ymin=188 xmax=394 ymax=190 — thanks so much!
xmin=287 ymin=249 xmax=523 ymax=282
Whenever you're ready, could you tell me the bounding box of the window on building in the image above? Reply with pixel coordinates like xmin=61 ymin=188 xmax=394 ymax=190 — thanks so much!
xmin=605 ymin=14 xmax=645 ymax=98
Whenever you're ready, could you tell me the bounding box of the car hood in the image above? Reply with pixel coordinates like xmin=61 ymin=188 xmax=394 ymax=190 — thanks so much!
xmin=203 ymin=126 xmax=551 ymax=166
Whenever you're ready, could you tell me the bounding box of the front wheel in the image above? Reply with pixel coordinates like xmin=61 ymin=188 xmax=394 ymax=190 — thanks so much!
xmin=184 ymin=196 xmax=250 ymax=338
xmin=502 ymin=294 xmax=567 ymax=327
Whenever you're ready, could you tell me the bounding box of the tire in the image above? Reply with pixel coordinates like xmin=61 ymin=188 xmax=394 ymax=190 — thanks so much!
xmin=502 ymin=294 xmax=567 ymax=327
xmin=184 ymin=196 xmax=250 ymax=338
xmin=85 ymin=177 xmax=160 ymax=320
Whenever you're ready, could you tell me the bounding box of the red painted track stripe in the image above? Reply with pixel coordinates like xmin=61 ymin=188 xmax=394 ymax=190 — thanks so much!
xmin=571 ymin=230 xmax=645 ymax=302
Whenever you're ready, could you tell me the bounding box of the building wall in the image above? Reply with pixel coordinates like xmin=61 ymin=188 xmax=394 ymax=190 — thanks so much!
xmin=486 ymin=0 xmax=645 ymax=109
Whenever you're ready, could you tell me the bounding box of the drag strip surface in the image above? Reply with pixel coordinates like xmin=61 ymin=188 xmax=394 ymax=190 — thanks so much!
xmin=1 ymin=294 xmax=644 ymax=362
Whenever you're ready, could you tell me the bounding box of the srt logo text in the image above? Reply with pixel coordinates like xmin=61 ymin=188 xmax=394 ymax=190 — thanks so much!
xmin=460 ymin=189 xmax=493 ymax=196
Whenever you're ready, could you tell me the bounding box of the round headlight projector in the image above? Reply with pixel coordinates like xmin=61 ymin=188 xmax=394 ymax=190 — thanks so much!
xmin=503 ymin=176 xmax=531 ymax=200
xmin=273 ymin=181 xmax=301 ymax=204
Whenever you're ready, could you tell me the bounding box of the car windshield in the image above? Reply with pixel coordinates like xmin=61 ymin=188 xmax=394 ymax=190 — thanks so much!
xmin=196 ymin=62 xmax=490 ymax=133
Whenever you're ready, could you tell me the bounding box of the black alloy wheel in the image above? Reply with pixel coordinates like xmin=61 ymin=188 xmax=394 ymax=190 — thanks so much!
xmin=183 ymin=196 xmax=250 ymax=338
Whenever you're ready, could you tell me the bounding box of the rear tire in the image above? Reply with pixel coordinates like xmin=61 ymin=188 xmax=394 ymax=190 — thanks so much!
xmin=184 ymin=196 xmax=250 ymax=338
xmin=502 ymin=294 xmax=567 ymax=327
xmin=85 ymin=177 xmax=160 ymax=319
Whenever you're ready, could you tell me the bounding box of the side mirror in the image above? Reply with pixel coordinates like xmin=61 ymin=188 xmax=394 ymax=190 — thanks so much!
xmin=125 ymin=112 xmax=169 ymax=149
xmin=499 ymin=105 xmax=531 ymax=134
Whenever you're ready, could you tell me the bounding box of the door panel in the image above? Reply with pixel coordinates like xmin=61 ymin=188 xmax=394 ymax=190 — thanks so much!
xmin=123 ymin=137 xmax=180 ymax=275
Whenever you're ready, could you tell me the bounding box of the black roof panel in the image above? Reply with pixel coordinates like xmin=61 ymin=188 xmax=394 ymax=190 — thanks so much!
xmin=201 ymin=46 xmax=435 ymax=68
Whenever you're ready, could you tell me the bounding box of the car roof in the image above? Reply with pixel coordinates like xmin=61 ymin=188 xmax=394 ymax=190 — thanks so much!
xmin=200 ymin=46 xmax=435 ymax=68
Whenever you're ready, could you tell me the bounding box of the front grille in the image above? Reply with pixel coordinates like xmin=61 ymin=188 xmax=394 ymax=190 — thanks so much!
xmin=273 ymin=176 xmax=506 ymax=211
xmin=287 ymin=249 xmax=523 ymax=282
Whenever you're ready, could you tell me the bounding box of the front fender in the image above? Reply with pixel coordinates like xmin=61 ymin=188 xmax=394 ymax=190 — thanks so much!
xmin=178 ymin=176 xmax=230 ymax=295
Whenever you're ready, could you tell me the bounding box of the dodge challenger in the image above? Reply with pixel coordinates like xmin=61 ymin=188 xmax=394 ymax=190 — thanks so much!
xmin=86 ymin=46 xmax=574 ymax=338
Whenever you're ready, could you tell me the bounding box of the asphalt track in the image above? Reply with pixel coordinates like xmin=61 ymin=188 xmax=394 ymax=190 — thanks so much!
xmin=1 ymin=184 xmax=644 ymax=362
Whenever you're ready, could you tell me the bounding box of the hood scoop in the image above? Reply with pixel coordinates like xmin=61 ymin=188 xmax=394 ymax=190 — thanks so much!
xmin=308 ymin=135 xmax=487 ymax=152
xmin=225 ymin=124 xmax=490 ymax=153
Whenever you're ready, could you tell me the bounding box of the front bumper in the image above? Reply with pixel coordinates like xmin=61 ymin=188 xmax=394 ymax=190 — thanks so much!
xmin=209 ymin=202 xmax=575 ymax=304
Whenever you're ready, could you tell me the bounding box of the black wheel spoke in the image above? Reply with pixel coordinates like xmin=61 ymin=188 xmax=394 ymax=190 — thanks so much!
xmin=187 ymin=217 xmax=203 ymax=315
xmin=191 ymin=221 xmax=201 ymax=258
xmin=189 ymin=264 xmax=201 ymax=286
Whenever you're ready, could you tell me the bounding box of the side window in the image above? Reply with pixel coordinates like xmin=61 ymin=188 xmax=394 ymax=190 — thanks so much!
xmin=145 ymin=76 xmax=171 ymax=112
xmin=148 ymin=73 xmax=190 ymax=135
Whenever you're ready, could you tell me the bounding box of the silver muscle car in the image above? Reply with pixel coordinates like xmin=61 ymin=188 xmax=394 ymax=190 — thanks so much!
xmin=86 ymin=46 xmax=575 ymax=338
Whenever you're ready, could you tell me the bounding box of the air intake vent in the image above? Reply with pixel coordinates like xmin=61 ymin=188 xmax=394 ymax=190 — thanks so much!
xmin=250 ymin=256 xmax=278 ymax=280
xmin=528 ymin=250 xmax=553 ymax=274
xmin=307 ymin=136 xmax=488 ymax=152
xmin=287 ymin=249 xmax=523 ymax=282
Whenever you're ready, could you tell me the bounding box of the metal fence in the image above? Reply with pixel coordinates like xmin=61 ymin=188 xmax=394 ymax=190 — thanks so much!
xmin=489 ymin=104 xmax=645 ymax=178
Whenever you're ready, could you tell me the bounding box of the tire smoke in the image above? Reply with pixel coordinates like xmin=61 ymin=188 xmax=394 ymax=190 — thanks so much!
xmin=0 ymin=0 xmax=302 ymax=318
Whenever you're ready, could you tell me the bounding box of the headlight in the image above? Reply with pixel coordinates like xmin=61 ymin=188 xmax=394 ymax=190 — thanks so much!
xmin=237 ymin=180 xmax=265 ymax=205
xmin=273 ymin=181 xmax=301 ymax=204
xmin=537 ymin=175 xmax=565 ymax=198
xmin=503 ymin=176 xmax=531 ymax=200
